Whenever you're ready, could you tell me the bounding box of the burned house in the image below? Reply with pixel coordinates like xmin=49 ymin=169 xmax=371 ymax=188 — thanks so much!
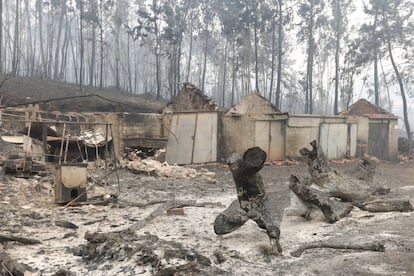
xmin=340 ymin=99 xmax=399 ymax=160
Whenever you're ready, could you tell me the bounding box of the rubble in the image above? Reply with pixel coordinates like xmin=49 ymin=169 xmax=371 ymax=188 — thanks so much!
xmin=121 ymin=157 xmax=216 ymax=180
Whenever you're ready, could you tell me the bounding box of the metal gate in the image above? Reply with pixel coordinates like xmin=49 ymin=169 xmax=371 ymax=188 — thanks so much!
xmin=165 ymin=112 xmax=218 ymax=164
xmin=254 ymin=120 xmax=285 ymax=161
xmin=368 ymin=121 xmax=389 ymax=159
xmin=319 ymin=123 xmax=357 ymax=159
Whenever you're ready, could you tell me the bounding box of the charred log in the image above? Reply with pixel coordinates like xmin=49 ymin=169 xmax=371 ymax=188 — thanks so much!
xmin=356 ymin=199 xmax=414 ymax=212
xmin=291 ymin=240 xmax=385 ymax=257
xmin=289 ymin=176 xmax=353 ymax=223
xmin=290 ymin=140 xmax=412 ymax=222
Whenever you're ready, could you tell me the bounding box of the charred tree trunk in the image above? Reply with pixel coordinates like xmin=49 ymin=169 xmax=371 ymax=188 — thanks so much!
xmin=290 ymin=140 xmax=413 ymax=222
xmin=214 ymin=147 xmax=283 ymax=255
xmin=289 ymin=175 xmax=353 ymax=223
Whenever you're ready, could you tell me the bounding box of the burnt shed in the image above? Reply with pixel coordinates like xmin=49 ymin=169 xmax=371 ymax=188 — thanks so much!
xmin=163 ymin=83 xmax=217 ymax=113
xmin=223 ymin=92 xmax=287 ymax=161
xmin=164 ymin=84 xmax=219 ymax=165
xmin=340 ymin=99 xmax=398 ymax=160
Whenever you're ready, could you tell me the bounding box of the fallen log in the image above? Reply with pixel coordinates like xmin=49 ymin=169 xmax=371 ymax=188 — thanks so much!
xmin=291 ymin=240 xmax=385 ymax=257
xmin=0 ymin=233 xmax=42 ymax=245
xmin=289 ymin=176 xmax=353 ymax=223
xmin=356 ymin=199 xmax=414 ymax=212
xmin=215 ymin=147 xmax=283 ymax=255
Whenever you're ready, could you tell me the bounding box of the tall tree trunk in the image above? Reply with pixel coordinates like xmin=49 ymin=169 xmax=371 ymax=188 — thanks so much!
xmin=201 ymin=25 xmax=208 ymax=93
xmin=333 ymin=0 xmax=341 ymax=115
xmin=89 ymin=25 xmax=96 ymax=86
xmin=222 ymin=39 xmax=228 ymax=108
xmin=186 ymin=14 xmax=193 ymax=83
xmin=176 ymin=35 xmax=183 ymax=96
xmin=99 ymin=0 xmax=104 ymax=89
xmin=126 ymin=34 xmax=132 ymax=93
xmin=373 ymin=9 xmax=379 ymax=106
xmin=269 ymin=18 xmax=276 ymax=103
xmin=306 ymin=0 xmax=315 ymax=114
xmin=386 ymin=39 xmax=411 ymax=149
xmin=275 ymin=0 xmax=283 ymax=109
xmin=24 ymin=0 xmax=33 ymax=77
xmin=79 ymin=0 xmax=84 ymax=90
xmin=254 ymin=23 xmax=259 ymax=93
xmin=59 ymin=14 xmax=70 ymax=80
xmin=12 ymin=0 xmax=20 ymax=75
xmin=231 ymin=40 xmax=236 ymax=106
xmin=0 ymin=0 xmax=2 ymax=74
xmin=115 ymin=26 xmax=120 ymax=91
xmin=53 ymin=2 xmax=66 ymax=80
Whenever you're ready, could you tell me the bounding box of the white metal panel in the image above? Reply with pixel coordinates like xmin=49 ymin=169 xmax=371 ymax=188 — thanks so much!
xmin=349 ymin=124 xmax=358 ymax=157
xmin=165 ymin=114 xmax=196 ymax=165
xmin=255 ymin=121 xmax=270 ymax=159
xmin=319 ymin=124 xmax=348 ymax=159
xmin=255 ymin=121 xmax=285 ymax=161
xmin=193 ymin=113 xmax=218 ymax=163
xmin=269 ymin=121 xmax=285 ymax=161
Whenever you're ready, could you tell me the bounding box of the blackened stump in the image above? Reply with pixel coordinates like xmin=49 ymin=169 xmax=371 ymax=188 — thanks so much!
xmin=214 ymin=147 xmax=283 ymax=255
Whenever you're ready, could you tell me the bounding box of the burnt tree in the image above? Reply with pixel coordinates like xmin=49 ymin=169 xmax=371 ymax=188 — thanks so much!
xmin=214 ymin=147 xmax=283 ymax=255
xmin=290 ymin=140 xmax=413 ymax=222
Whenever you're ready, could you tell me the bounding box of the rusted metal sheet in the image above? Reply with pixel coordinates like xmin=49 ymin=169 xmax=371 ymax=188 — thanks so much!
xmin=254 ymin=121 xmax=285 ymax=161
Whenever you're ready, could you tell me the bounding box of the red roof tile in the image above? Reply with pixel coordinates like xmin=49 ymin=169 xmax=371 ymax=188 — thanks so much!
xmin=340 ymin=99 xmax=398 ymax=119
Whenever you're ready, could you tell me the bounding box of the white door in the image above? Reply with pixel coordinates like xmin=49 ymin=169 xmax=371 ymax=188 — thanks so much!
xmin=255 ymin=121 xmax=285 ymax=161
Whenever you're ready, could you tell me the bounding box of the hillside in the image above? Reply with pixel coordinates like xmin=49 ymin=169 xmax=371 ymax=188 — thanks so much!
xmin=0 ymin=75 xmax=166 ymax=113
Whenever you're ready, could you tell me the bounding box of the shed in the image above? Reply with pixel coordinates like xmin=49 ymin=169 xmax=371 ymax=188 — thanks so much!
xmin=223 ymin=92 xmax=287 ymax=161
xmin=164 ymin=84 xmax=219 ymax=165
xmin=340 ymin=99 xmax=398 ymax=160
xmin=285 ymin=114 xmax=358 ymax=160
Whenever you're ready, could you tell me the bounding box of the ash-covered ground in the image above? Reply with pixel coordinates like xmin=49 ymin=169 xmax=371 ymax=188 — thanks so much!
xmin=1 ymin=150 xmax=414 ymax=275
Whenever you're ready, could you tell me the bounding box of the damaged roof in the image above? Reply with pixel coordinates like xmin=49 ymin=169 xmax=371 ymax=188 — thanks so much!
xmin=164 ymin=83 xmax=217 ymax=112
xmin=340 ymin=99 xmax=398 ymax=119
xmin=226 ymin=92 xmax=282 ymax=116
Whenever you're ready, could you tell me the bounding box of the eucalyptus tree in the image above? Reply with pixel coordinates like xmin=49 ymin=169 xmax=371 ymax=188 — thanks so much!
xmin=162 ymin=0 xmax=195 ymax=97
xmin=360 ymin=0 xmax=382 ymax=106
xmin=213 ymin=0 xmax=245 ymax=105
xmin=36 ymin=0 xmax=47 ymax=78
xmin=51 ymin=0 xmax=68 ymax=80
xmin=131 ymin=0 xmax=164 ymax=99
xmin=376 ymin=0 xmax=414 ymax=145
xmin=11 ymin=0 xmax=19 ymax=75
xmin=330 ymin=0 xmax=352 ymax=114
xmin=297 ymin=0 xmax=327 ymax=114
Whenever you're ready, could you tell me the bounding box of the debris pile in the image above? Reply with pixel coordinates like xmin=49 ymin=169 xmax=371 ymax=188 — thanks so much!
xmin=121 ymin=158 xmax=216 ymax=180
xmin=75 ymin=231 xmax=221 ymax=275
